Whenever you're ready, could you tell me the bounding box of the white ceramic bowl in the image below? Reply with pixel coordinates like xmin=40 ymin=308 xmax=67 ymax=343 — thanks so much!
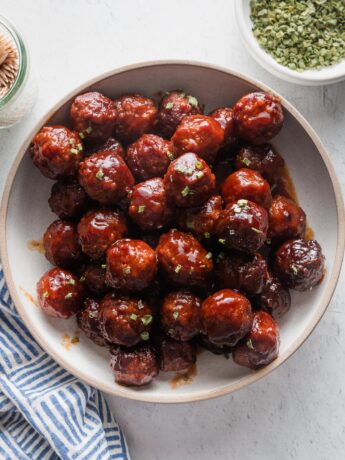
xmin=234 ymin=0 xmax=345 ymax=86
xmin=0 ymin=61 xmax=344 ymax=403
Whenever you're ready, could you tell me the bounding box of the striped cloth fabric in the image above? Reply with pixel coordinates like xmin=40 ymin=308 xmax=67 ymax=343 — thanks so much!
xmin=0 ymin=263 xmax=129 ymax=460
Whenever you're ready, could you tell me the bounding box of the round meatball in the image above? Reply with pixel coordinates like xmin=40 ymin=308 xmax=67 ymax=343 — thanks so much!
xmin=126 ymin=134 xmax=173 ymax=180
xmin=201 ymin=289 xmax=252 ymax=347
xmin=98 ymin=293 xmax=153 ymax=347
xmin=273 ymin=238 xmax=325 ymax=291
xmin=70 ymin=92 xmax=117 ymax=144
xmin=43 ymin=220 xmax=83 ymax=268
xmin=77 ymin=297 xmax=108 ymax=346
xmin=159 ymin=338 xmax=196 ymax=372
xmin=257 ymin=272 xmax=291 ymax=319
xmin=77 ymin=209 xmax=127 ymax=260
xmin=82 ymin=263 xmax=109 ymax=296
xmin=37 ymin=267 xmax=83 ymax=318
xmin=177 ymin=195 xmax=222 ymax=241
xmin=215 ymin=199 xmax=268 ymax=253
xmin=161 ymin=290 xmax=202 ymax=341
xmin=156 ymin=229 xmax=213 ymax=287
xmin=232 ymin=311 xmax=279 ymax=369
xmin=172 ymin=115 xmax=224 ymax=163
xmin=48 ymin=180 xmax=92 ymax=221
xmin=113 ymin=94 xmax=157 ymax=144
xmin=110 ymin=345 xmax=158 ymax=386
xmin=209 ymin=107 xmax=236 ymax=148
xmin=128 ymin=178 xmax=174 ymax=231
xmin=215 ymin=252 xmax=268 ymax=296
xmin=31 ymin=126 xmax=84 ymax=179
xmin=235 ymin=144 xmax=284 ymax=185
xmin=79 ymin=151 xmax=134 ymax=205
xmin=221 ymin=168 xmax=272 ymax=209
xmin=164 ymin=153 xmax=215 ymax=207
xmin=233 ymin=92 xmax=284 ymax=145
xmin=157 ymin=90 xmax=203 ymax=138
xmin=106 ymin=239 xmax=157 ymax=291
xmin=268 ymin=195 xmax=306 ymax=243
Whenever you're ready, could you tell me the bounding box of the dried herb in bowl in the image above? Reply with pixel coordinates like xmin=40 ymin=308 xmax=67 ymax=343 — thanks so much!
xmin=250 ymin=0 xmax=345 ymax=72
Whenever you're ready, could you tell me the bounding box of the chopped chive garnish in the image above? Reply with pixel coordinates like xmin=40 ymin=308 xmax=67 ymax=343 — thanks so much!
xmin=206 ymin=252 xmax=212 ymax=259
xmin=246 ymin=339 xmax=254 ymax=350
xmin=175 ymin=264 xmax=182 ymax=273
xmin=79 ymin=132 xmax=85 ymax=139
xmin=138 ymin=205 xmax=146 ymax=213
xmin=65 ymin=293 xmax=73 ymax=299
xmin=43 ymin=291 xmax=49 ymax=298
xmin=204 ymin=232 xmax=211 ymax=239
xmin=96 ymin=170 xmax=104 ymax=180
xmin=181 ymin=186 xmax=190 ymax=197
xmin=141 ymin=314 xmax=153 ymax=326
xmin=188 ymin=95 xmax=198 ymax=107
xmin=130 ymin=313 xmax=138 ymax=321
xmin=138 ymin=299 xmax=145 ymax=309
xmin=69 ymin=279 xmax=75 ymax=285
xmin=242 ymin=157 xmax=251 ymax=167
xmin=167 ymin=152 xmax=174 ymax=161
xmin=173 ymin=311 xmax=179 ymax=320
xmin=85 ymin=126 xmax=93 ymax=134
xmin=251 ymin=227 xmax=263 ymax=234
xmin=70 ymin=148 xmax=78 ymax=155
xmin=140 ymin=331 xmax=150 ymax=341
xmin=123 ymin=266 xmax=131 ymax=275
xmin=166 ymin=102 xmax=174 ymax=109
xmin=218 ymin=238 xmax=226 ymax=245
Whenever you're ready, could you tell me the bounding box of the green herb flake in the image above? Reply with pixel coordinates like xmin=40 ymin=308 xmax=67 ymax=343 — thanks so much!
xmin=141 ymin=314 xmax=153 ymax=326
xmin=196 ymin=161 xmax=203 ymax=170
xmin=70 ymin=148 xmax=79 ymax=155
xmin=175 ymin=264 xmax=182 ymax=273
xmin=68 ymin=139 xmax=74 ymax=145
xmin=85 ymin=126 xmax=93 ymax=134
xmin=77 ymin=143 xmax=83 ymax=152
xmin=140 ymin=331 xmax=150 ymax=341
xmin=166 ymin=102 xmax=174 ymax=109
xmin=206 ymin=252 xmax=212 ymax=260
xmin=101 ymin=264 xmax=106 ymax=269
xmin=204 ymin=232 xmax=211 ymax=239
xmin=138 ymin=299 xmax=145 ymax=310
xmin=195 ymin=171 xmax=204 ymax=179
xmin=80 ymin=276 xmax=86 ymax=283
xmin=96 ymin=170 xmax=104 ymax=180
xmin=181 ymin=186 xmax=190 ymax=197
xmin=251 ymin=227 xmax=263 ymax=234
xmin=246 ymin=339 xmax=254 ymax=350
xmin=291 ymin=264 xmax=299 ymax=276
xmin=69 ymin=278 xmax=76 ymax=285
xmin=130 ymin=313 xmax=138 ymax=321
xmin=65 ymin=293 xmax=73 ymax=300
xmin=173 ymin=311 xmax=179 ymax=320
xmin=43 ymin=291 xmax=49 ymax=298
xmin=167 ymin=152 xmax=174 ymax=161
xmin=123 ymin=266 xmax=131 ymax=275
xmin=250 ymin=0 xmax=345 ymax=71
xmin=218 ymin=238 xmax=226 ymax=245
xmin=138 ymin=205 xmax=146 ymax=213
xmin=79 ymin=132 xmax=85 ymax=139
xmin=89 ymin=311 xmax=98 ymax=319
xmin=243 ymin=157 xmax=251 ymax=167
xmin=188 ymin=95 xmax=199 ymax=107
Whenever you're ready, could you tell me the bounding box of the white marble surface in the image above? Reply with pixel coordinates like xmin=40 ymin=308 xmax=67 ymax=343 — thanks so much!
xmin=0 ymin=1 xmax=344 ymax=459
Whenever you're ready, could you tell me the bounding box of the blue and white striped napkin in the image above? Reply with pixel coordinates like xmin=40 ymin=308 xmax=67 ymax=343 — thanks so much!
xmin=0 ymin=264 xmax=129 ymax=460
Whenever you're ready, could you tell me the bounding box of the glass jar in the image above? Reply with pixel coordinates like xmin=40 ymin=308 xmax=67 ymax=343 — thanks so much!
xmin=0 ymin=15 xmax=37 ymax=128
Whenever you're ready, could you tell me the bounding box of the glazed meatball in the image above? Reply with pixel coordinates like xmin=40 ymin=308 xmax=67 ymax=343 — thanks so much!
xmin=161 ymin=290 xmax=202 ymax=341
xmin=273 ymin=238 xmax=325 ymax=291
xmin=201 ymin=289 xmax=252 ymax=347
xmin=31 ymin=126 xmax=84 ymax=179
xmin=156 ymin=229 xmax=213 ymax=287
xmin=110 ymin=345 xmax=158 ymax=386
xmin=221 ymin=168 xmax=272 ymax=209
xmin=215 ymin=199 xmax=268 ymax=253
xmin=82 ymin=263 xmax=109 ymax=296
xmin=159 ymin=338 xmax=196 ymax=372
xmin=233 ymin=311 xmax=279 ymax=369
xmin=48 ymin=180 xmax=92 ymax=221
xmin=128 ymin=178 xmax=174 ymax=231
xmin=113 ymin=94 xmax=157 ymax=144
xmin=257 ymin=272 xmax=291 ymax=319
xmin=172 ymin=115 xmax=224 ymax=163
xmin=98 ymin=137 xmax=125 ymax=157
xmin=126 ymin=134 xmax=173 ymax=181
xmin=37 ymin=267 xmax=83 ymax=318
xmin=98 ymin=293 xmax=153 ymax=347
xmin=77 ymin=297 xmax=108 ymax=346
xmin=70 ymin=92 xmax=117 ymax=144
xmin=43 ymin=220 xmax=83 ymax=268
xmin=106 ymin=239 xmax=157 ymax=291
xmin=78 ymin=209 xmax=127 ymax=260
xmin=209 ymin=107 xmax=236 ymax=148
xmin=157 ymin=90 xmax=203 ymax=138
xmin=215 ymin=252 xmax=268 ymax=296
xmin=177 ymin=195 xmax=222 ymax=241
xmin=79 ymin=151 xmax=134 ymax=205
xmin=164 ymin=153 xmax=215 ymax=207
xmin=233 ymin=92 xmax=284 ymax=145
xmin=235 ymin=144 xmax=284 ymax=185
xmin=268 ymin=195 xmax=306 ymax=243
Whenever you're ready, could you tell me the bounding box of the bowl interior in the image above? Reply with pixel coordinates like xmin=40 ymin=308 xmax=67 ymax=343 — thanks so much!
xmin=236 ymin=0 xmax=345 ymax=85
xmin=2 ymin=62 xmax=342 ymax=402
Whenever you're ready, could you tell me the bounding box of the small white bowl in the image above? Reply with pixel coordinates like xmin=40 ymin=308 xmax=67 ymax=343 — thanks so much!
xmin=0 ymin=61 xmax=344 ymax=403
xmin=234 ymin=0 xmax=345 ymax=86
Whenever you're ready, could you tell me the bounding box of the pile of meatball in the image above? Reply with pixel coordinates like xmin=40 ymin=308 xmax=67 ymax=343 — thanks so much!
xmin=31 ymin=89 xmax=325 ymax=387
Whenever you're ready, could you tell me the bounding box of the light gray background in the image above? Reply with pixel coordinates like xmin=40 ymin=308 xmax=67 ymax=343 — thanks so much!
xmin=0 ymin=1 xmax=344 ymax=459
